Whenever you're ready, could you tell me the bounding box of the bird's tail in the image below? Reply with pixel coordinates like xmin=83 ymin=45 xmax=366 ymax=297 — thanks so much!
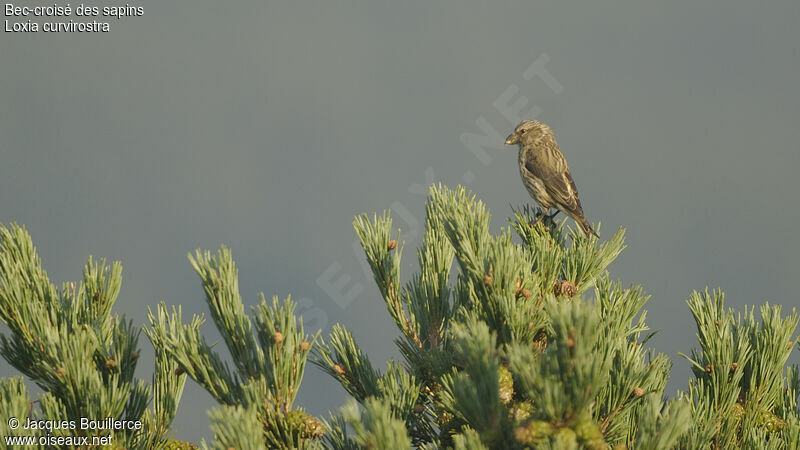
xmin=577 ymin=216 xmax=599 ymax=238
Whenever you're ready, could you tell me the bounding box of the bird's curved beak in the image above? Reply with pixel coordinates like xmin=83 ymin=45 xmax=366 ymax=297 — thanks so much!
xmin=505 ymin=133 xmax=518 ymax=145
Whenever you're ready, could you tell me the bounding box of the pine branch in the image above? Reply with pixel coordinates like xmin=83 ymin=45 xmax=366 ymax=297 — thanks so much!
xmin=203 ymin=405 xmax=265 ymax=450
xmin=0 ymin=223 xmax=177 ymax=447
xmin=149 ymin=246 xmax=324 ymax=447
xmin=341 ymin=397 xmax=412 ymax=449
xmin=188 ymin=248 xmax=264 ymax=380
xmin=439 ymin=317 xmax=510 ymax=447
xmin=353 ymin=212 xmax=422 ymax=348
xmin=252 ymin=294 xmax=320 ymax=413
xmin=679 ymin=289 xmax=800 ymax=448
xmin=147 ymin=303 xmax=241 ymax=405
xmin=313 ymin=324 xmax=380 ymax=401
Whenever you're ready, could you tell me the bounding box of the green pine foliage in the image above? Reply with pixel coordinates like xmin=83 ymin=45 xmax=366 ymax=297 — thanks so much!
xmin=0 ymin=223 xmax=186 ymax=449
xmin=0 ymin=377 xmax=34 ymax=442
xmin=146 ymin=247 xmax=323 ymax=448
xmin=0 ymin=185 xmax=798 ymax=449
xmin=678 ymin=290 xmax=800 ymax=448
xmin=316 ymin=184 xmax=799 ymax=449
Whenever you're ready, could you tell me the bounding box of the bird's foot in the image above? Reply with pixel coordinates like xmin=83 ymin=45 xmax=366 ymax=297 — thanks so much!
xmin=528 ymin=213 xmax=549 ymax=233
xmin=528 ymin=210 xmax=561 ymax=233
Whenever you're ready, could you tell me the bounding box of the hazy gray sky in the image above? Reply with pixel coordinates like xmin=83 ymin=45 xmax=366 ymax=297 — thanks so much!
xmin=2 ymin=0 xmax=799 ymax=443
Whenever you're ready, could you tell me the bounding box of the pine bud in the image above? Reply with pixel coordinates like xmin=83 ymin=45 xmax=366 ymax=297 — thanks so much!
xmin=566 ymin=336 xmax=575 ymax=349
xmin=483 ymin=268 xmax=494 ymax=286
xmin=387 ymin=240 xmax=398 ymax=251
xmin=788 ymin=341 xmax=794 ymax=350
xmin=705 ymin=364 xmax=713 ymax=373
xmin=130 ymin=351 xmax=139 ymax=360
xmin=520 ymin=289 xmax=532 ymax=298
xmin=56 ymin=367 xmax=66 ymax=377
xmin=413 ymin=404 xmax=424 ymax=414
xmin=105 ymin=358 xmax=117 ymax=370
xmin=730 ymin=362 xmax=739 ymax=372
xmin=514 ymin=420 xmax=552 ymax=446
xmin=633 ymin=387 xmax=644 ymax=397
xmin=514 ymin=277 xmax=522 ymax=293
xmin=554 ymin=280 xmax=577 ymax=297
xmin=333 ymin=364 xmax=346 ymax=376
xmin=300 ymin=341 xmax=311 ymax=351
xmin=552 ymin=427 xmax=577 ymax=446
xmin=274 ymin=331 xmax=284 ymax=344
xmin=498 ymin=366 xmax=514 ymax=405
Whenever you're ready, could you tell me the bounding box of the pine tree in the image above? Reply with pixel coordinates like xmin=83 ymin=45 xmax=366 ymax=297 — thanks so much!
xmin=315 ymin=184 xmax=799 ymax=449
xmin=1 ymin=184 xmax=798 ymax=449
xmin=313 ymin=184 xmax=693 ymax=448
xmin=0 ymin=223 xmax=187 ymax=449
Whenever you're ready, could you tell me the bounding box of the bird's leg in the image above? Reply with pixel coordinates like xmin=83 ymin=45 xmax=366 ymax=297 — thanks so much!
xmin=547 ymin=210 xmax=560 ymax=220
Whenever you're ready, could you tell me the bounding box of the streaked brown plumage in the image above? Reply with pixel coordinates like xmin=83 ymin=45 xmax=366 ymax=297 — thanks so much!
xmin=505 ymin=120 xmax=598 ymax=237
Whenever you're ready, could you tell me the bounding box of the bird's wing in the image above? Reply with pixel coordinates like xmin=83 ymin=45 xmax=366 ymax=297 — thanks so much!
xmin=525 ymin=150 xmax=584 ymax=216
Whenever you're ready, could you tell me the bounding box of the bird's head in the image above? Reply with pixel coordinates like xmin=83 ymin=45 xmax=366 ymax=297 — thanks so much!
xmin=505 ymin=120 xmax=550 ymax=146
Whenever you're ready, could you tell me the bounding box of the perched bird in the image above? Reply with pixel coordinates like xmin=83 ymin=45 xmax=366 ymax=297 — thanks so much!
xmin=505 ymin=120 xmax=598 ymax=237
